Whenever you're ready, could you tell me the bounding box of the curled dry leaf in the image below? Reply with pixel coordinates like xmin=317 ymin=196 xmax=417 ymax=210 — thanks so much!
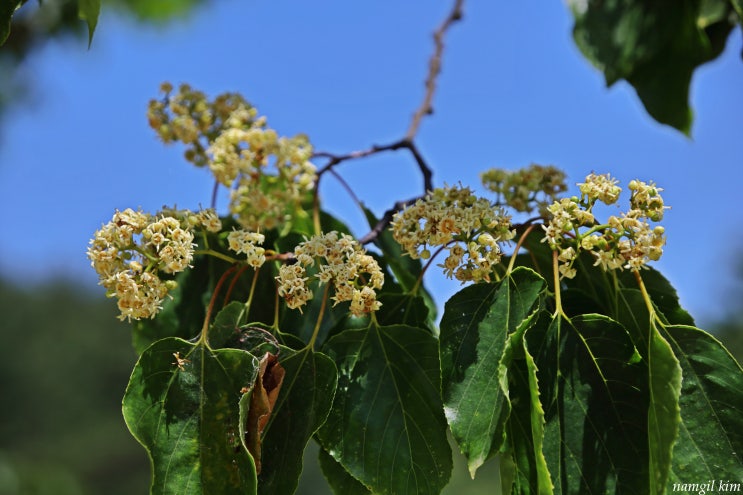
xmin=244 ymin=352 xmax=285 ymax=474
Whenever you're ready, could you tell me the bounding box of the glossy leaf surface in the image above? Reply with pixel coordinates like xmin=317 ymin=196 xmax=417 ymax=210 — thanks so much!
xmin=317 ymin=324 xmax=451 ymax=495
xmin=534 ymin=314 xmax=649 ymax=495
xmin=257 ymin=345 xmax=337 ymax=494
xmin=439 ymin=267 xmax=545 ymax=475
xmin=663 ymin=325 xmax=743 ymax=487
xmin=122 ymin=337 xmax=260 ymax=494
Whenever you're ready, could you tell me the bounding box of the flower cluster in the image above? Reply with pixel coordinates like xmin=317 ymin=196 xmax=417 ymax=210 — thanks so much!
xmin=542 ymin=173 xmax=668 ymax=278
xmin=480 ymin=164 xmax=567 ymax=214
xmin=87 ymin=207 xmax=218 ymax=321
xmin=391 ymin=185 xmax=515 ymax=283
xmin=227 ymin=230 xmax=266 ymax=268
xmin=148 ymin=83 xmax=317 ymax=232
xmin=148 ymin=82 xmax=255 ymax=167
xmin=276 ymin=232 xmax=384 ymax=317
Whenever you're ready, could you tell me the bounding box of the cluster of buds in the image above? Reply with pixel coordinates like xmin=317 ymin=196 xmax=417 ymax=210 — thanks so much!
xmin=227 ymin=230 xmax=266 ymax=268
xmin=276 ymin=232 xmax=384 ymax=317
xmin=148 ymin=82 xmax=254 ymax=167
xmin=148 ymin=82 xmax=317 ymax=232
xmin=87 ymin=207 xmax=220 ymax=321
xmin=542 ymin=173 xmax=668 ymax=278
xmin=480 ymin=164 xmax=567 ymax=215
xmin=391 ymin=185 xmax=515 ymax=283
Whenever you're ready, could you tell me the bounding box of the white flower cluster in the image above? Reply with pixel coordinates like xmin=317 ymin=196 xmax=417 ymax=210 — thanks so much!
xmin=542 ymin=173 xmax=668 ymax=278
xmin=87 ymin=207 xmax=219 ymax=321
xmin=148 ymin=82 xmax=317 ymax=232
xmin=227 ymin=230 xmax=266 ymax=268
xmin=391 ymin=185 xmax=515 ymax=283
xmin=276 ymin=232 xmax=384 ymax=317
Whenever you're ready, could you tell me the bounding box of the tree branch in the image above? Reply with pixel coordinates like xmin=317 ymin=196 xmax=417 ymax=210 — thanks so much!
xmin=358 ymin=198 xmax=420 ymax=245
xmin=311 ymin=0 xmax=465 ymax=245
xmin=314 ymin=138 xmax=433 ymax=193
xmin=405 ymin=0 xmax=464 ymax=140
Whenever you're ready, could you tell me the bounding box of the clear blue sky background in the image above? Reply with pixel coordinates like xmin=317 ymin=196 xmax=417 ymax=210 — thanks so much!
xmin=0 ymin=1 xmax=741 ymax=325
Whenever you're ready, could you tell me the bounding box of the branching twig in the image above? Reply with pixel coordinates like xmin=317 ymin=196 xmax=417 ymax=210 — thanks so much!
xmin=311 ymin=0 xmax=464 ymax=245
xmin=315 ymin=138 xmax=433 ymax=193
xmin=358 ymin=198 xmax=420 ymax=245
xmin=405 ymin=0 xmax=465 ymax=140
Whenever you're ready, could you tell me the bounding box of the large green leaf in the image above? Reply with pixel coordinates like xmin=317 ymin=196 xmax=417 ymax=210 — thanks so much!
xmin=122 ymin=337 xmax=260 ymax=494
xmin=78 ymin=0 xmax=100 ymax=47
xmin=439 ymin=268 xmax=546 ymax=476
xmin=613 ymin=288 xmax=683 ymax=493
xmin=568 ymin=0 xmax=737 ymax=134
xmin=617 ymin=268 xmax=694 ymax=326
xmin=208 ymin=301 xmax=248 ymax=349
xmin=733 ymin=0 xmax=743 ymax=18
xmin=647 ymin=319 xmax=682 ymax=494
xmin=257 ymin=345 xmax=337 ymax=494
xmin=316 ymin=324 xmax=452 ymax=495
xmin=375 ymin=292 xmax=432 ymax=330
xmin=663 ymin=325 xmax=743 ymax=487
xmin=318 ymin=446 xmax=371 ymax=495
xmin=1 ymin=0 xmax=24 ymax=46
xmin=501 ymin=355 xmax=543 ymax=495
xmin=532 ymin=314 xmax=649 ymax=495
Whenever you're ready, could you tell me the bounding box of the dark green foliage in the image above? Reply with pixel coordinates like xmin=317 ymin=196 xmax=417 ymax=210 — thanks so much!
xmin=568 ymin=0 xmax=741 ymax=134
xmin=316 ymin=323 xmax=452 ymax=495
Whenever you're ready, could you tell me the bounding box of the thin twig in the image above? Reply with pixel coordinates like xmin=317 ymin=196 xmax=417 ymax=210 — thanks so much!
xmin=314 ymin=138 xmax=433 ymax=193
xmin=310 ymin=0 xmax=465 ymax=245
xmin=406 ymin=0 xmax=465 ymax=139
xmin=358 ymin=198 xmax=420 ymax=245
xmin=327 ymin=168 xmax=364 ymax=210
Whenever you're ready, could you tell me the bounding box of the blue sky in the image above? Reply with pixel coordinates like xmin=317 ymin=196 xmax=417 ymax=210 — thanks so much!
xmin=1 ymin=1 xmax=741 ymax=325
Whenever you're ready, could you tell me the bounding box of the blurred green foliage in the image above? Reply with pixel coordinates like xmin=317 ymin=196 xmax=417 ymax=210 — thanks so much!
xmin=0 ymin=0 xmax=207 ymax=130
xmin=0 ymin=277 xmax=148 ymax=494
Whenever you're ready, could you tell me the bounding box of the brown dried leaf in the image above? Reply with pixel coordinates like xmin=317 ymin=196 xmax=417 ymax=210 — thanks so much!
xmin=244 ymin=352 xmax=285 ymax=474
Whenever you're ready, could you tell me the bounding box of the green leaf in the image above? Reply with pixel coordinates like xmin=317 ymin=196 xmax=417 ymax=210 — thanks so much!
xmin=617 ymin=268 xmax=694 ymax=326
xmin=647 ymin=320 xmax=682 ymax=495
xmin=122 ymin=0 xmax=201 ymax=22
xmin=520 ymin=317 xmax=553 ymax=495
xmin=568 ymin=0 xmax=737 ymax=134
xmin=316 ymin=324 xmax=452 ymax=495
xmin=375 ymin=292 xmax=432 ymax=330
xmin=662 ymin=325 xmax=743 ymax=487
xmin=318 ymin=446 xmax=372 ymax=495
xmin=533 ymin=314 xmax=650 ymax=495
xmin=122 ymin=337 xmax=260 ymax=495
xmin=0 ymin=0 xmax=25 ymax=46
xmin=257 ymin=345 xmax=337 ymax=494
xmin=439 ymin=268 xmax=546 ymax=476
xmin=78 ymin=0 xmax=100 ymax=47
xmin=612 ymin=288 xmax=682 ymax=493
xmin=501 ymin=355 xmax=542 ymax=495
xmin=208 ymin=301 xmax=247 ymax=349
xmin=732 ymin=0 xmax=743 ymax=20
